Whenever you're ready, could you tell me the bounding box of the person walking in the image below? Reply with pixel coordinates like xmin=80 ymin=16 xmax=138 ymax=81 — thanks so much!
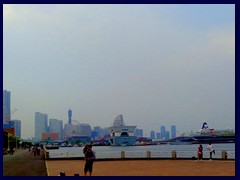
xmin=84 ymin=145 xmax=96 ymax=176
xmin=207 ymin=143 xmax=215 ymax=160
xmin=197 ymin=144 xmax=203 ymax=161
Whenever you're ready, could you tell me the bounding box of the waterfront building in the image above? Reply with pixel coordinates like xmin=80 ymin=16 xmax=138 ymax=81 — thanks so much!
xmin=160 ymin=125 xmax=166 ymax=139
xmin=35 ymin=112 xmax=48 ymax=141
xmin=150 ymin=130 xmax=156 ymax=139
xmin=3 ymin=90 xmax=11 ymax=124
xmin=156 ymin=132 xmax=161 ymax=140
xmin=165 ymin=131 xmax=170 ymax=140
xmin=94 ymin=126 xmax=101 ymax=137
xmin=134 ymin=128 xmax=143 ymax=137
xmin=42 ymin=132 xmax=59 ymax=141
xmin=63 ymin=123 xmax=75 ymax=138
xmin=68 ymin=108 xmax=72 ymax=125
xmin=75 ymin=123 xmax=91 ymax=136
xmin=107 ymin=114 xmax=136 ymax=146
xmin=10 ymin=119 xmax=21 ymax=138
xmin=171 ymin=125 xmax=177 ymax=138
xmin=49 ymin=119 xmax=63 ymax=139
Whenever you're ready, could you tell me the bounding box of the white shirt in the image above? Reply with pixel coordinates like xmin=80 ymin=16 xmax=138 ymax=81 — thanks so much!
xmin=207 ymin=144 xmax=214 ymax=152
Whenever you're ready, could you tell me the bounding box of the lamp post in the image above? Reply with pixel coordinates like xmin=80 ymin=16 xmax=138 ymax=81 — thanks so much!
xmin=15 ymin=137 xmax=17 ymax=150
xmin=7 ymin=133 xmax=10 ymax=151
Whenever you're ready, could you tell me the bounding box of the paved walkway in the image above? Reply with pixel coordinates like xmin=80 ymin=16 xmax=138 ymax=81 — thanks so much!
xmin=46 ymin=159 xmax=235 ymax=176
xmin=3 ymin=149 xmax=47 ymax=176
xmin=3 ymin=150 xmax=235 ymax=176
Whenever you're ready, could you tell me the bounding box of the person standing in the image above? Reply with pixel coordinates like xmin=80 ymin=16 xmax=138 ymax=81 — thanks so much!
xmin=207 ymin=143 xmax=215 ymax=160
xmin=197 ymin=144 xmax=203 ymax=161
xmin=84 ymin=145 xmax=96 ymax=176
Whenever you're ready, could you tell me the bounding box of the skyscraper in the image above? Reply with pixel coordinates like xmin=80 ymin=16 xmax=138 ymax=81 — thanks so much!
xmin=10 ymin=119 xmax=21 ymax=138
xmin=35 ymin=112 xmax=48 ymax=141
xmin=3 ymin=90 xmax=11 ymax=124
xmin=49 ymin=119 xmax=63 ymax=139
xmin=160 ymin=125 xmax=166 ymax=139
xmin=150 ymin=130 xmax=156 ymax=140
xmin=171 ymin=125 xmax=177 ymax=138
xmin=68 ymin=108 xmax=72 ymax=125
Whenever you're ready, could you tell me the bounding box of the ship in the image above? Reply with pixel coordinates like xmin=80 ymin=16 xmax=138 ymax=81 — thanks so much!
xmin=162 ymin=122 xmax=235 ymax=145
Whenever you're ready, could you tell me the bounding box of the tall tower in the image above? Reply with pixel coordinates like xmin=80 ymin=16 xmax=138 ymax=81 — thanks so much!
xmin=35 ymin=112 xmax=48 ymax=141
xmin=68 ymin=108 xmax=72 ymax=125
xmin=171 ymin=125 xmax=176 ymax=138
xmin=3 ymin=90 xmax=11 ymax=124
xmin=160 ymin=125 xmax=166 ymax=139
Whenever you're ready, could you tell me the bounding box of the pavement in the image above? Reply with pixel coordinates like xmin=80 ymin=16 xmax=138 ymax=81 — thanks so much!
xmin=46 ymin=159 xmax=235 ymax=176
xmin=3 ymin=149 xmax=235 ymax=176
xmin=3 ymin=149 xmax=47 ymax=176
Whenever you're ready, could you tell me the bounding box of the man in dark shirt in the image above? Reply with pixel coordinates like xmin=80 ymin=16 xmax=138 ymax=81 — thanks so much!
xmin=84 ymin=145 xmax=95 ymax=176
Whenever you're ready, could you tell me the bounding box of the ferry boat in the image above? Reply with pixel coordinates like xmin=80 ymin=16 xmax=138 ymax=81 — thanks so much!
xmin=162 ymin=122 xmax=235 ymax=145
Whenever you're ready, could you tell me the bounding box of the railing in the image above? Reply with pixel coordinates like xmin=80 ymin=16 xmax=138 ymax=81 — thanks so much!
xmin=44 ymin=149 xmax=235 ymax=160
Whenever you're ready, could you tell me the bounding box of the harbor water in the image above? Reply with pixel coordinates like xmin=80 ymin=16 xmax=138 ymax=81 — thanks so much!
xmin=46 ymin=143 xmax=235 ymax=159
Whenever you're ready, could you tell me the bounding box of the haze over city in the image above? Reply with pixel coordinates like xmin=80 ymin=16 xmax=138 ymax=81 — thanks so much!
xmin=3 ymin=4 xmax=235 ymax=139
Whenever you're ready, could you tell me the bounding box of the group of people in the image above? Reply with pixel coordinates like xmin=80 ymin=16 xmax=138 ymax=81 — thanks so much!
xmin=197 ymin=143 xmax=215 ymax=161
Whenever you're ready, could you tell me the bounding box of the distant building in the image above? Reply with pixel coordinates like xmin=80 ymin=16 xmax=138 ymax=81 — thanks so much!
xmin=165 ymin=131 xmax=170 ymax=140
xmin=75 ymin=123 xmax=91 ymax=136
xmin=49 ymin=119 xmax=63 ymax=139
xmin=171 ymin=125 xmax=177 ymax=138
xmin=150 ymin=130 xmax=155 ymax=139
xmin=160 ymin=125 xmax=166 ymax=139
xmin=35 ymin=112 xmax=48 ymax=141
xmin=68 ymin=108 xmax=72 ymax=125
xmin=134 ymin=128 xmax=143 ymax=137
xmin=10 ymin=119 xmax=21 ymax=138
xmin=156 ymin=132 xmax=161 ymax=139
xmin=63 ymin=123 xmax=75 ymax=138
xmin=42 ymin=132 xmax=59 ymax=141
xmin=107 ymin=114 xmax=136 ymax=146
xmin=3 ymin=90 xmax=11 ymax=124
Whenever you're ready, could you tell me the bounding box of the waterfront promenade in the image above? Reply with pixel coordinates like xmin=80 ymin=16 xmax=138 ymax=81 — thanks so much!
xmin=46 ymin=159 xmax=235 ymax=176
xmin=3 ymin=149 xmax=47 ymax=176
xmin=3 ymin=149 xmax=235 ymax=176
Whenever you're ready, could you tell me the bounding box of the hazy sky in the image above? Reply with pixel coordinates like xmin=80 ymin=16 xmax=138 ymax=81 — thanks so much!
xmin=3 ymin=4 xmax=235 ymax=139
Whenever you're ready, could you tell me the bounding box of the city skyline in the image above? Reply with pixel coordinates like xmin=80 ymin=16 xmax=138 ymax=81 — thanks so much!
xmin=3 ymin=4 xmax=235 ymax=139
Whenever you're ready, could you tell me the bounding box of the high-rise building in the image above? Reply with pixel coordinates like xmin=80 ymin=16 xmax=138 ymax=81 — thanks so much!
xmin=165 ymin=131 xmax=170 ymax=140
xmin=68 ymin=108 xmax=72 ymax=125
xmin=35 ymin=112 xmax=48 ymax=141
xmin=160 ymin=125 xmax=166 ymax=139
xmin=150 ymin=130 xmax=155 ymax=140
xmin=10 ymin=119 xmax=21 ymax=138
xmin=134 ymin=128 xmax=143 ymax=137
xmin=75 ymin=123 xmax=92 ymax=136
xmin=171 ymin=125 xmax=177 ymax=138
xmin=156 ymin=132 xmax=161 ymax=139
xmin=3 ymin=90 xmax=11 ymax=124
xmin=49 ymin=119 xmax=63 ymax=139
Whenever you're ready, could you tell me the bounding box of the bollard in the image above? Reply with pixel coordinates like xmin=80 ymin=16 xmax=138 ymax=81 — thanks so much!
xmin=59 ymin=171 xmax=66 ymax=176
xmin=221 ymin=150 xmax=227 ymax=159
xmin=46 ymin=152 xmax=49 ymax=159
xmin=147 ymin=151 xmax=151 ymax=158
xmin=121 ymin=151 xmax=125 ymax=159
xmin=172 ymin=150 xmax=177 ymax=159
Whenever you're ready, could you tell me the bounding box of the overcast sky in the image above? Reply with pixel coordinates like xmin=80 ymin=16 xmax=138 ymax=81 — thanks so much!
xmin=3 ymin=4 xmax=235 ymax=139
